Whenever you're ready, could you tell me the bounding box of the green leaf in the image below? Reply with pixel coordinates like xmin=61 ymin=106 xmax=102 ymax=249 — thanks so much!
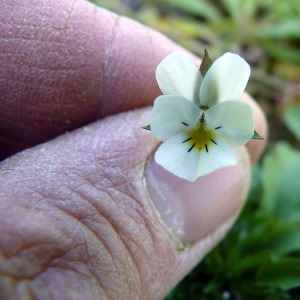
xmin=269 ymin=222 xmax=300 ymax=258
xmin=252 ymin=130 xmax=264 ymax=140
xmin=270 ymin=0 xmax=300 ymax=19
xmin=258 ymin=19 xmax=300 ymax=38
xmin=239 ymin=219 xmax=300 ymax=259
xmin=220 ymin=0 xmax=261 ymax=20
xmin=283 ymin=105 xmax=300 ymax=140
xmin=220 ymin=0 xmax=241 ymax=19
xmin=263 ymin=40 xmax=300 ymax=64
xmin=258 ymin=257 xmax=300 ymax=290
xmin=161 ymin=0 xmax=221 ymax=21
xmin=261 ymin=142 xmax=300 ymax=222
xmin=142 ymin=125 xmax=151 ymax=130
xmin=199 ymin=49 xmax=212 ymax=77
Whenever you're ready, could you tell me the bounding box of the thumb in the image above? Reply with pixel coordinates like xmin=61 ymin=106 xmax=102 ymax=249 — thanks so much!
xmin=0 ymin=107 xmax=250 ymax=299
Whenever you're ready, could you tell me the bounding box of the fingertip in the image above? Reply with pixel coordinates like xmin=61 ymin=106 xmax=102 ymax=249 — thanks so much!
xmin=241 ymin=93 xmax=268 ymax=163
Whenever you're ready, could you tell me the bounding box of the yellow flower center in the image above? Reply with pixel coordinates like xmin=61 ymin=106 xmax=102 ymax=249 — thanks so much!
xmin=183 ymin=113 xmax=217 ymax=153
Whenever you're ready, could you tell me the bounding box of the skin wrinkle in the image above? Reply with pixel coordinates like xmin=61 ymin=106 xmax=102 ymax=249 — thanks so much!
xmin=59 ymin=0 xmax=77 ymax=39
xmin=9 ymin=241 xmax=60 ymax=261
xmin=0 ymin=245 xmax=66 ymax=280
xmin=59 ymin=213 xmax=140 ymax=298
xmin=102 ymin=13 xmax=120 ymax=101
xmin=100 ymin=164 xmax=172 ymax=295
xmin=47 ymin=237 xmax=109 ymax=284
xmin=18 ymin=279 xmax=54 ymax=300
xmin=52 ymin=191 xmax=135 ymax=286
xmin=101 ymin=12 xmax=117 ymax=89
xmin=51 ymin=242 xmax=101 ymax=282
xmin=2 ymin=247 xmax=59 ymax=282
xmin=80 ymin=165 xmax=159 ymax=263
xmin=28 ymin=266 xmax=108 ymax=300
xmin=80 ymin=180 xmax=151 ymax=277
xmin=1 ymin=199 xmax=74 ymax=262
xmin=104 ymin=181 xmax=148 ymax=225
xmin=0 ymin=200 xmax=58 ymax=257
xmin=14 ymin=280 xmax=41 ymax=300
xmin=49 ymin=225 xmax=117 ymax=295
xmin=98 ymin=170 xmax=160 ymax=255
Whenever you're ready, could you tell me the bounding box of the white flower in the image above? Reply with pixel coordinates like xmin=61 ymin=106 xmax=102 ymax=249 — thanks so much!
xmin=149 ymin=51 xmax=255 ymax=182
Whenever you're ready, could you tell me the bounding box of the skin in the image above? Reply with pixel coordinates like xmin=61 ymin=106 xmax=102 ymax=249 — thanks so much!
xmin=0 ymin=0 xmax=267 ymax=299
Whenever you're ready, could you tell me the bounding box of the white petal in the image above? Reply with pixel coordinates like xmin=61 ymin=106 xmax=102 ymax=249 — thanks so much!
xmin=156 ymin=52 xmax=203 ymax=105
xmin=150 ymin=95 xmax=202 ymax=141
xmin=197 ymin=135 xmax=237 ymax=174
xmin=205 ymin=101 xmax=255 ymax=147
xmin=199 ymin=52 xmax=250 ymax=107
xmin=155 ymin=132 xmax=237 ymax=182
xmin=154 ymin=132 xmax=202 ymax=182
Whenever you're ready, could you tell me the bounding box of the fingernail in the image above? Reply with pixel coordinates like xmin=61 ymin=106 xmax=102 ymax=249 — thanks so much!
xmin=144 ymin=148 xmax=250 ymax=244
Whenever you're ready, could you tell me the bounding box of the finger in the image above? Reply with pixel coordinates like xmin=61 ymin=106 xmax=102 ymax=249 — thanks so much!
xmin=0 ymin=107 xmax=251 ymax=299
xmin=0 ymin=0 xmax=184 ymax=156
xmin=241 ymin=93 xmax=268 ymax=163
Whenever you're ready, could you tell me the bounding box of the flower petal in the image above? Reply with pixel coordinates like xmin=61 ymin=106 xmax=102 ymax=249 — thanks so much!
xmin=205 ymin=101 xmax=255 ymax=147
xmin=155 ymin=132 xmax=237 ymax=182
xmin=150 ymin=95 xmax=202 ymax=141
xmin=155 ymin=132 xmax=201 ymax=181
xmin=156 ymin=52 xmax=203 ymax=105
xmin=197 ymin=134 xmax=238 ymax=175
xmin=199 ymin=52 xmax=250 ymax=107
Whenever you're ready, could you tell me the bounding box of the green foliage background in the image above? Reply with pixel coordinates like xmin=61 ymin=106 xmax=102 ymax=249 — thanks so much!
xmin=89 ymin=0 xmax=300 ymax=298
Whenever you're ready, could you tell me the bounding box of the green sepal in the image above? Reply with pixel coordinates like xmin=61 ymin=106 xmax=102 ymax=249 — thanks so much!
xmin=142 ymin=125 xmax=151 ymax=131
xmin=199 ymin=49 xmax=212 ymax=77
xmin=252 ymin=130 xmax=264 ymax=140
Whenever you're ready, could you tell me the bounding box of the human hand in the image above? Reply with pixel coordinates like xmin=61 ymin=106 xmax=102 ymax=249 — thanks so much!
xmin=0 ymin=0 xmax=267 ymax=299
